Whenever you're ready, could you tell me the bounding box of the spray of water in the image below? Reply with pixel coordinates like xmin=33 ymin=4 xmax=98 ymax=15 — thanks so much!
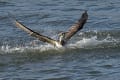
xmin=0 ymin=33 xmax=118 ymax=54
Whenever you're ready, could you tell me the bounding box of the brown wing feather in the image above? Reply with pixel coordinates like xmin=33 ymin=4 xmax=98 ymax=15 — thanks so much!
xmin=64 ymin=11 xmax=88 ymax=41
xmin=14 ymin=20 xmax=57 ymax=46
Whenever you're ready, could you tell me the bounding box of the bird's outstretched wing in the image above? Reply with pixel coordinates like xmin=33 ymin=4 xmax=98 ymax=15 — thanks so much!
xmin=13 ymin=11 xmax=88 ymax=47
xmin=14 ymin=20 xmax=58 ymax=46
xmin=64 ymin=11 xmax=88 ymax=41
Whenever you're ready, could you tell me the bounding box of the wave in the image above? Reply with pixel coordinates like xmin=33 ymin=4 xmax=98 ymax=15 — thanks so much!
xmin=0 ymin=30 xmax=120 ymax=54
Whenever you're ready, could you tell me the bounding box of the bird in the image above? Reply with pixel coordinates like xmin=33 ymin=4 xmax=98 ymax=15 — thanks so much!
xmin=14 ymin=11 xmax=88 ymax=48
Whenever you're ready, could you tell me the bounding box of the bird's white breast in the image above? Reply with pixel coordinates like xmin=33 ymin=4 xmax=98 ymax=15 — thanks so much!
xmin=55 ymin=42 xmax=63 ymax=48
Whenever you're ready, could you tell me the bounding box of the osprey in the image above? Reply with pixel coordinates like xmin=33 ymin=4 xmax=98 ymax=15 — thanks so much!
xmin=14 ymin=11 xmax=88 ymax=48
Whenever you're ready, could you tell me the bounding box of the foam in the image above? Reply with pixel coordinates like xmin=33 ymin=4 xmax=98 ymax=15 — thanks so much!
xmin=67 ymin=34 xmax=118 ymax=48
xmin=0 ymin=34 xmax=119 ymax=54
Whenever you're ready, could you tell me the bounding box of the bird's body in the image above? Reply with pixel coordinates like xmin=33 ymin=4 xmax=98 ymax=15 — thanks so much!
xmin=14 ymin=11 xmax=88 ymax=48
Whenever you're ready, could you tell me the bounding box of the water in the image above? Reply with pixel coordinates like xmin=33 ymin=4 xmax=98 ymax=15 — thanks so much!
xmin=0 ymin=0 xmax=120 ymax=80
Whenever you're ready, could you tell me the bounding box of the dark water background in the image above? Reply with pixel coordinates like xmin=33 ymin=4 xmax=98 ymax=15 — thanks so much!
xmin=0 ymin=0 xmax=120 ymax=80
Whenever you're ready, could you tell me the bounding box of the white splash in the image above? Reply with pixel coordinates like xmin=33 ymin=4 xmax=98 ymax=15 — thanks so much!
xmin=67 ymin=34 xmax=118 ymax=49
xmin=0 ymin=34 xmax=118 ymax=53
xmin=67 ymin=36 xmax=100 ymax=48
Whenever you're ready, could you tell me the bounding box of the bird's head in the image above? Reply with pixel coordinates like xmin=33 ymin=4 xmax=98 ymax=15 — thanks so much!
xmin=58 ymin=32 xmax=66 ymax=45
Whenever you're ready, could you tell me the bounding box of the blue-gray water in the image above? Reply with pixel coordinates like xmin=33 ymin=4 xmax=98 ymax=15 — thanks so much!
xmin=0 ymin=0 xmax=120 ymax=80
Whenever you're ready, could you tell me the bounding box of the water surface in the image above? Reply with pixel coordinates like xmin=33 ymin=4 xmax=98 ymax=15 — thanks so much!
xmin=0 ymin=0 xmax=120 ymax=80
